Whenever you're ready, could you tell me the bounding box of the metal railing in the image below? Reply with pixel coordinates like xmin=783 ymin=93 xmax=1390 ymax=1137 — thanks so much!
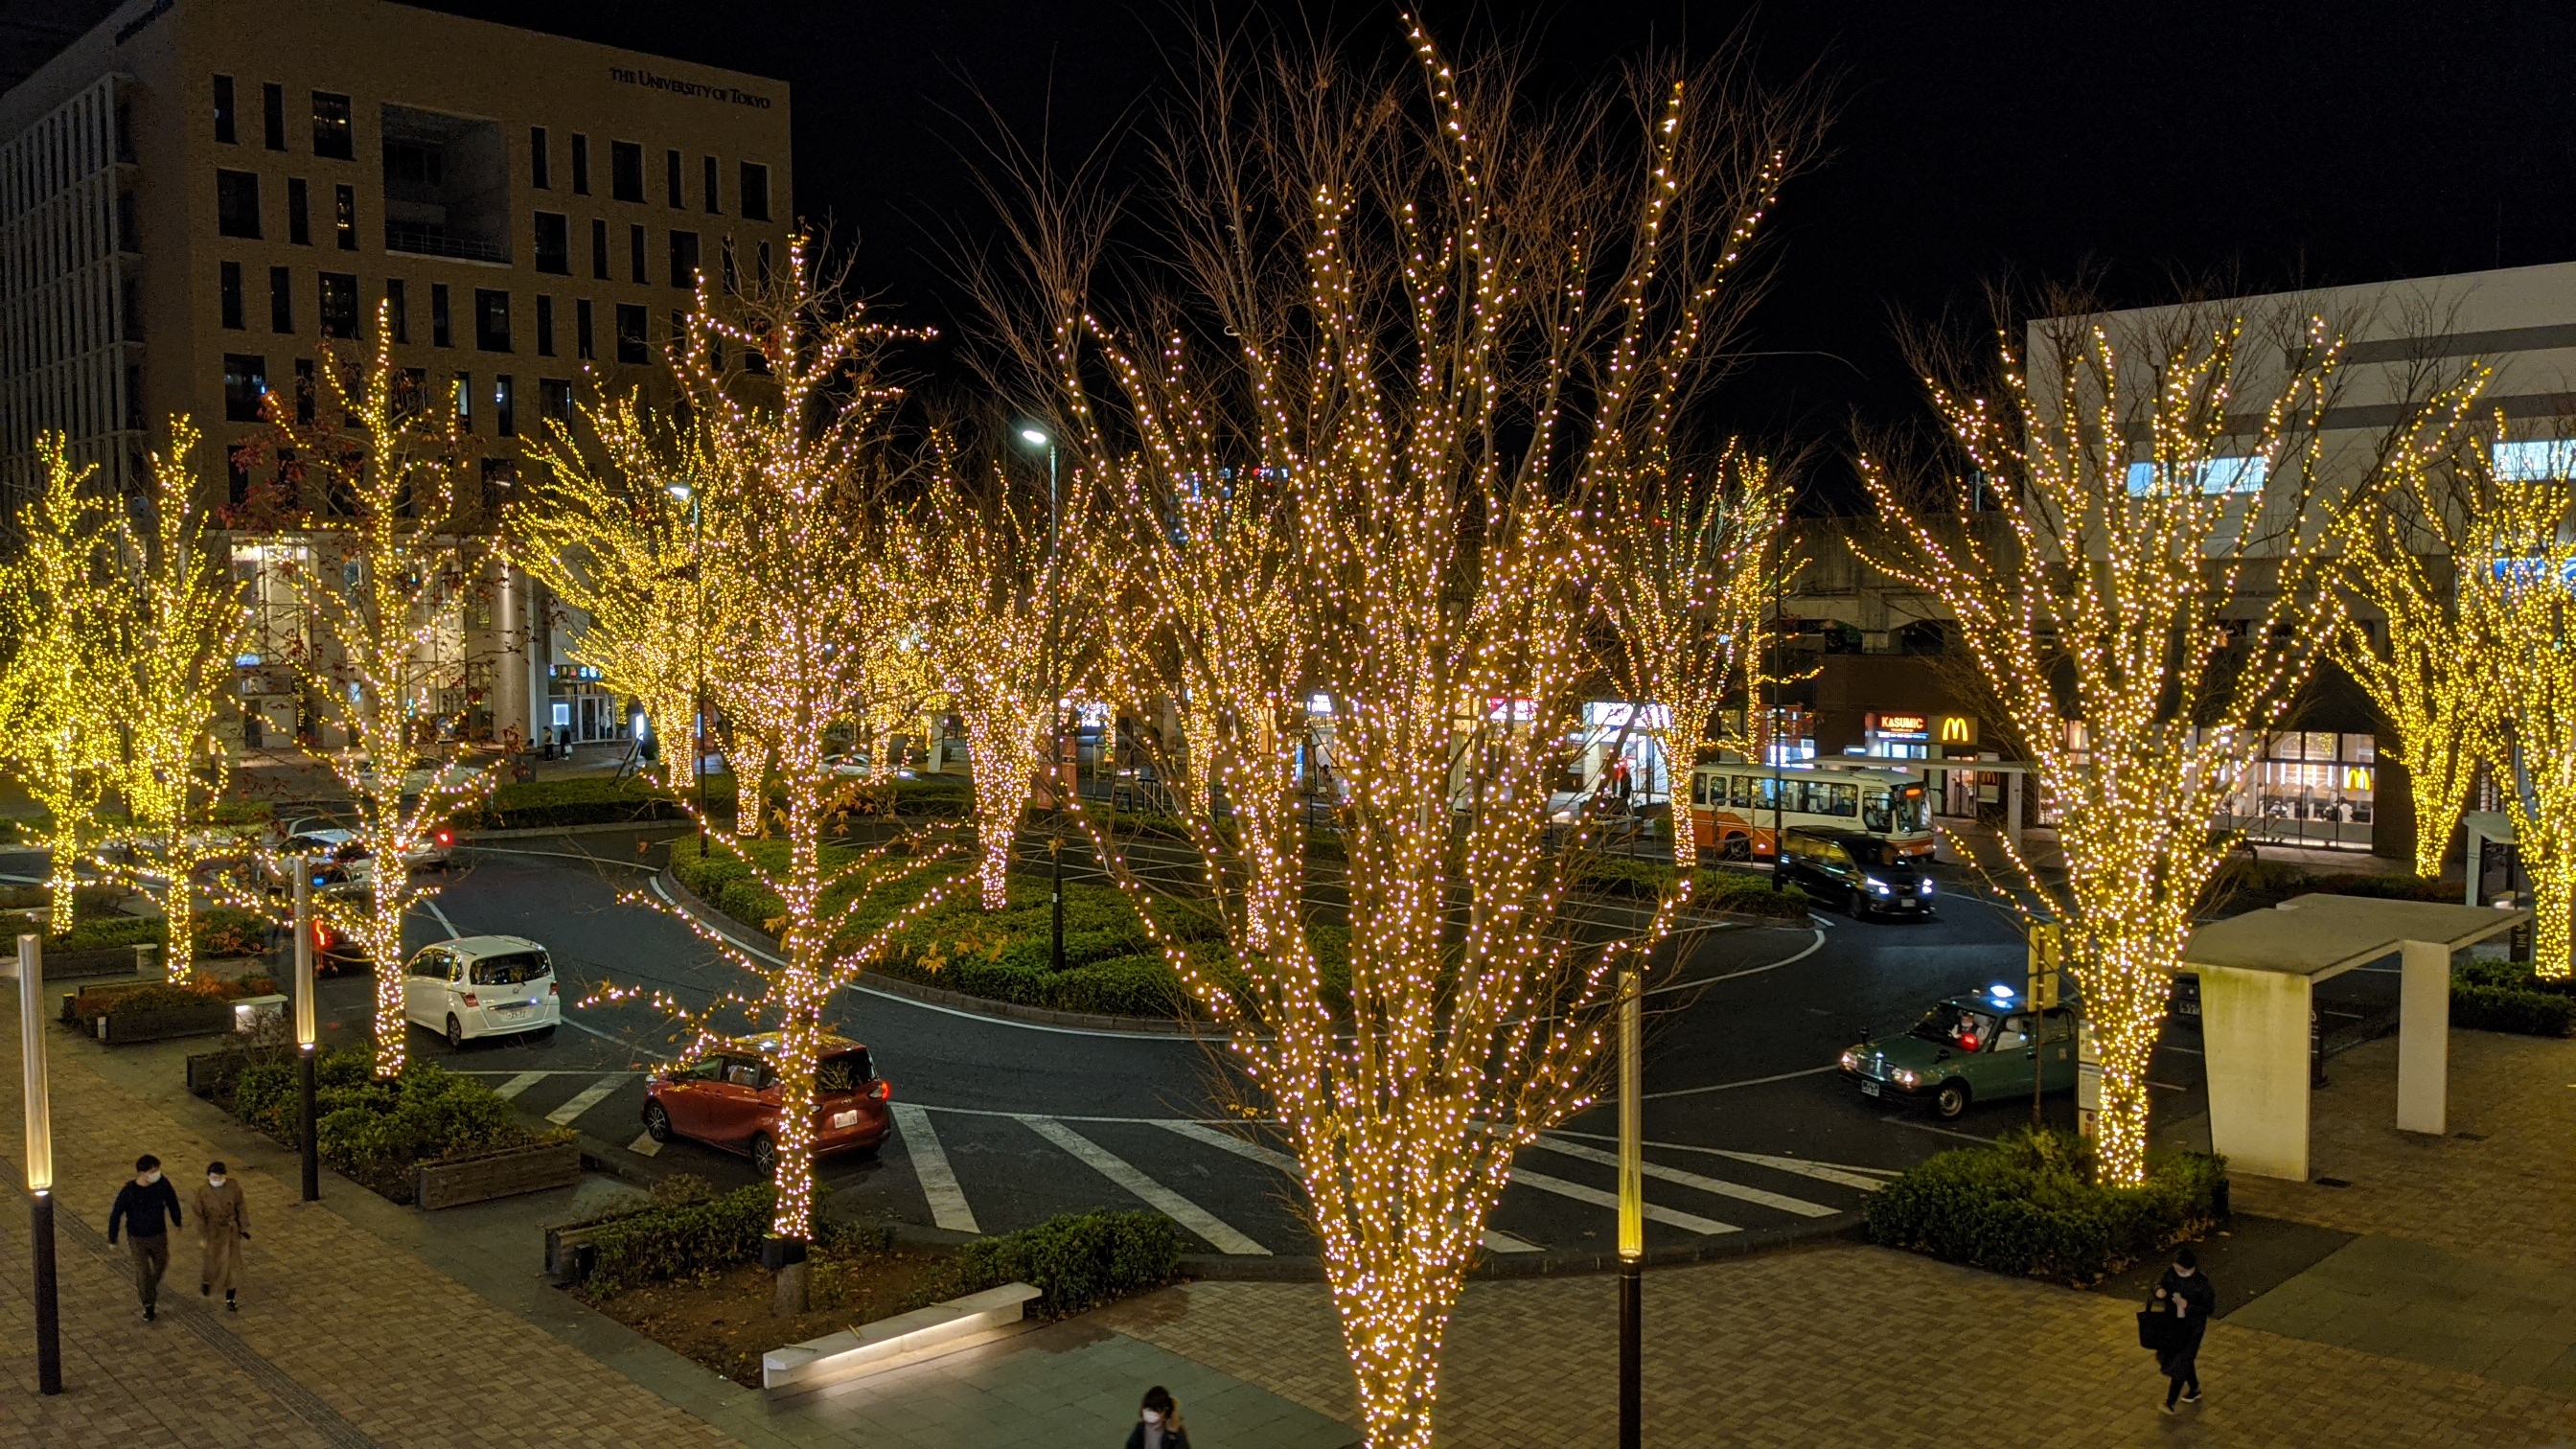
xmin=382 ymin=220 xmax=506 ymax=264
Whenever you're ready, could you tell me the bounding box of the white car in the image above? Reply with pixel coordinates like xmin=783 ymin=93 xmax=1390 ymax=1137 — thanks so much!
xmin=265 ymin=825 xmax=453 ymax=895
xmin=353 ymin=755 xmax=483 ymax=798
xmin=403 ymin=934 xmax=560 ymax=1046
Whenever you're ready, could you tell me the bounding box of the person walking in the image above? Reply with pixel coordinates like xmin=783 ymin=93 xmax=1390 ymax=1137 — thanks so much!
xmin=1124 ymin=1385 xmax=1189 ymax=1449
xmin=106 ymin=1154 xmax=183 ymax=1322
xmin=193 ymin=1160 xmax=250 ymax=1311
xmin=2152 ymin=1246 xmax=2216 ymax=1412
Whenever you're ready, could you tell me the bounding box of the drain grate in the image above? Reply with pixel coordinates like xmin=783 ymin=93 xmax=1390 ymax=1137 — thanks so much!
xmin=2454 ymin=1131 xmax=2489 ymax=1141
xmin=2315 ymin=1176 xmax=2354 ymax=1188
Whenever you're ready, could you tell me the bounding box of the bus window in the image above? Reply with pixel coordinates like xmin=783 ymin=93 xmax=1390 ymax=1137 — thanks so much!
xmin=1828 ymin=783 xmax=1858 ymax=817
xmin=1752 ymin=777 xmax=1779 ymax=811
xmin=1863 ymin=790 xmax=1892 ymax=833
xmin=1899 ymin=784 xmax=1930 ymax=832
xmin=1731 ymin=775 xmax=1752 ymax=809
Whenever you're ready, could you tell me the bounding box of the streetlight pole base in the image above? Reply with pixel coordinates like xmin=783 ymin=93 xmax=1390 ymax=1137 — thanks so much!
xmin=32 ymin=1189 xmax=59 ymax=1394
xmin=298 ymin=1042 xmax=319 ymax=1202
xmin=1618 ymin=1256 xmax=1641 ymax=1448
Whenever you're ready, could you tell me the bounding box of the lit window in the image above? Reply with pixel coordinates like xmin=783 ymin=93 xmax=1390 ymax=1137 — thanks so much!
xmin=2493 ymin=439 xmax=2576 ymax=481
xmin=2124 ymin=455 xmax=2268 ymax=495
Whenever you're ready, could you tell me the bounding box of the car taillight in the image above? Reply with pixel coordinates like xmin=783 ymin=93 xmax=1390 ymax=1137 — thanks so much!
xmin=547 ymin=981 xmax=558 ymax=997
xmin=868 ymin=1079 xmax=891 ymax=1102
xmin=461 ymin=993 xmax=479 ymax=1007
xmin=435 ymin=829 xmax=452 ymax=846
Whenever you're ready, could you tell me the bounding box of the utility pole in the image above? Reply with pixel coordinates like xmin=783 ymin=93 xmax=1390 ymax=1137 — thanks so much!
xmin=19 ymin=934 xmax=59 ymax=1394
xmin=294 ymin=860 xmax=318 ymax=1202
xmin=1616 ymin=945 xmax=1644 ymax=1449
xmin=1023 ymin=428 xmax=1068 ymax=975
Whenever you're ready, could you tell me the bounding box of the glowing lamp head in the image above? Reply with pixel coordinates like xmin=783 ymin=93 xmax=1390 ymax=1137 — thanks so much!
xmin=666 ymin=483 xmax=692 ymax=501
xmin=1018 ymin=427 xmax=1049 ymax=448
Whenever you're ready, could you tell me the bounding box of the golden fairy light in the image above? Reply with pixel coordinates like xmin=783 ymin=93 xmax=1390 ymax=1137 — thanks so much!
xmin=0 ymin=435 xmax=116 ymax=930
xmin=262 ymin=315 xmax=500 ymax=1078
xmin=991 ymin=23 xmax=1812 ymax=1444
xmin=1858 ymin=306 xmax=2365 ymax=1186
xmin=2459 ymin=472 xmax=2576 ymax=978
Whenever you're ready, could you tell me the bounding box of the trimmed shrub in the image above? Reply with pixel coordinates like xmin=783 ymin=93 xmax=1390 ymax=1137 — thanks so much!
xmin=1865 ymin=1128 xmax=2226 ymax=1285
xmin=1692 ymin=869 xmax=1812 ymax=921
xmin=2452 ymin=957 xmax=2576 ymax=1036
xmin=583 ymin=1183 xmax=778 ymax=1296
xmin=64 ymin=974 xmax=279 ymax=1021
xmin=193 ymin=905 xmax=273 ymax=958
xmin=229 ymin=1048 xmax=559 ymax=1202
xmin=907 ymin=1209 xmax=1183 ymax=1318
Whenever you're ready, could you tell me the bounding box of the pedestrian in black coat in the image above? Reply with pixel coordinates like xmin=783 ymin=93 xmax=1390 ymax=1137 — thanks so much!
xmin=1124 ymin=1385 xmax=1189 ymax=1449
xmin=106 ymin=1153 xmax=184 ymax=1322
xmin=2152 ymin=1246 xmax=2216 ymax=1412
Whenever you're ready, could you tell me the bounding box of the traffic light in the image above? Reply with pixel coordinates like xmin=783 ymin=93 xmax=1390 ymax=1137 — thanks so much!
xmin=2026 ymin=921 xmax=2062 ymax=1010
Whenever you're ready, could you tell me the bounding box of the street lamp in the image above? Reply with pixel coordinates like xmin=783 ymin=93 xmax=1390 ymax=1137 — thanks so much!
xmin=19 ymin=934 xmax=59 ymax=1394
xmin=1017 ymin=426 xmax=1067 ymax=976
xmin=669 ymin=482 xmax=709 ymax=855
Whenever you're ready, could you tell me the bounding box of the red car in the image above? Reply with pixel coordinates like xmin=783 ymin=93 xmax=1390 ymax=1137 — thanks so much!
xmin=639 ymin=1033 xmax=891 ymax=1175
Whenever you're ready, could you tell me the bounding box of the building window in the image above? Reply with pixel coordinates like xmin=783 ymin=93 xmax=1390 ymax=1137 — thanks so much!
xmin=614 ymin=304 xmax=647 ymax=364
xmin=214 ymin=75 xmax=240 ymax=144
xmin=219 ymin=262 xmax=243 ymax=330
xmin=576 ymin=299 xmax=594 ymax=360
xmin=334 ymin=184 xmax=356 ymax=249
xmin=216 ymin=170 xmax=261 ymax=238
xmin=570 ymin=133 xmax=590 ymax=195
xmin=701 ymin=154 xmax=720 ymax=214
xmin=669 ymin=230 xmax=700 ymax=289
xmin=494 ymin=375 xmax=515 ymax=437
xmin=395 ymin=365 xmax=428 ymax=419
xmin=454 ymin=371 xmax=472 ymax=430
xmin=261 ymin=81 xmax=285 ymax=150
xmin=534 ymin=212 xmax=569 ymax=274
xmin=2125 ymin=456 xmax=2267 ymax=496
xmin=665 ymin=148 xmax=682 ymax=207
xmin=474 ymin=288 xmax=511 ymax=352
xmin=269 ymin=265 xmax=293 ymax=333
xmin=2493 ymin=440 xmax=2576 ymax=481
xmin=386 ymin=278 xmax=408 ymax=343
xmin=540 ymin=377 xmax=573 ymax=425
xmin=118 ymin=189 xmax=138 ymax=251
xmin=610 ymin=140 xmax=644 ymax=202
xmin=740 ymin=162 xmax=770 ymax=222
xmin=721 ymin=242 xmax=737 ymax=294
xmin=629 ymin=223 xmax=646 ymax=283
xmin=222 ymin=355 xmax=267 ymax=422
xmin=757 ymin=240 xmax=770 ymax=287
xmin=287 ymin=177 xmax=310 ymax=244
xmin=480 ymin=458 xmax=517 ymax=514
xmin=319 ymin=272 xmax=358 ymax=338
xmin=589 ymin=218 xmax=610 ymax=279
xmin=430 ymin=283 xmax=452 ymax=347
xmin=311 ymin=91 xmax=353 ymax=159
xmin=294 ymin=357 xmax=316 ymax=424
xmin=535 ymin=295 xmax=555 ymax=356
xmin=529 ymin=126 xmax=549 ymax=189
xmin=226 ymin=443 xmax=255 ymax=504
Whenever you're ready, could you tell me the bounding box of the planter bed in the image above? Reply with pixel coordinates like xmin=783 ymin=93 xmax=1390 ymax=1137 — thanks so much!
xmin=765 ymin=1282 xmax=1039 ymax=1394
xmin=225 ymin=1046 xmax=573 ymax=1206
xmin=418 ymin=1139 xmax=583 ymax=1209
xmin=87 ymin=1000 xmax=232 ymax=1044
xmin=587 ymin=1250 xmax=964 ymax=1388
xmin=62 ymin=973 xmax=284 ymax=1045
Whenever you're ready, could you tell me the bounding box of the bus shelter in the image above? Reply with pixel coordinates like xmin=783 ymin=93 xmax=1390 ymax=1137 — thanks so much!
xmin=2179 ymin=893 xmax=2528 ymax=1181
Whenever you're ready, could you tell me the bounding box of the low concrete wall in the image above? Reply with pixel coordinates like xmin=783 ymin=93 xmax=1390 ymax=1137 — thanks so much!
xmin=762 ymin=1282 xmax=1040 ymax=1396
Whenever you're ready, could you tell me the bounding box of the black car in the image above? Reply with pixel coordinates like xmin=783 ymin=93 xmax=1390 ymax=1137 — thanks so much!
xmin=1779 ymin=827 xmax=1937 ymax=920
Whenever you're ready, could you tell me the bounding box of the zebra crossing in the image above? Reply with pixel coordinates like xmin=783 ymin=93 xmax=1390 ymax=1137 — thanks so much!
xmin=452 ymin=1069 xmax=1893 ymax=1257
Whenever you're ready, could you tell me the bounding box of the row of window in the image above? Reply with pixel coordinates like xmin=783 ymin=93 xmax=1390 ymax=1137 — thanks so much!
xmin=535 ymin=212 xmax=765 ymax=290
xmin=215 ymin=266 xmax=659 ymax=367
xmin=214 ymin=169 xmax=356 ymax=248
xmin=220 ymin=352 xmax=577 ymax=438
xmin=2123 ymin=444 xmax=2576 ymax=493
xmin=211 ymin=75 xmax=771 ymax=218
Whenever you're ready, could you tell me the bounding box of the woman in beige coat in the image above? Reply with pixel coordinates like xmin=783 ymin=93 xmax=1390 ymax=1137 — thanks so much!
xmin=194 ymin=1161 xmax=249 ymax=1310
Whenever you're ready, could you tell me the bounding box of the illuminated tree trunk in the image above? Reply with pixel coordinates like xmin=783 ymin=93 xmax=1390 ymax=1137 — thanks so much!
xmin=2407 ymin=758 xmax=2469 ymax=882
xmin=961 ymin=707 xmax=1041 ymax=911
xmin=160 ymin=843 xmax=196 ymax=982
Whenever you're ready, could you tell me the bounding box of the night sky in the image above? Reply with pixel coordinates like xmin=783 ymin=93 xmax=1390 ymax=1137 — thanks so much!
xmin=416 ymin=0 xmax=2576 ymax=507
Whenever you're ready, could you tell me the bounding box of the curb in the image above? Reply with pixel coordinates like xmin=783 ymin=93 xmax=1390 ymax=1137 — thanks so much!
xmin=657 ymin=866 xmax=1218 ymax=1040
xmin=1178 ymin=1215 xmax=1870 ymax=1281
xmin=460 ymin=819 xmax=695 ymax=842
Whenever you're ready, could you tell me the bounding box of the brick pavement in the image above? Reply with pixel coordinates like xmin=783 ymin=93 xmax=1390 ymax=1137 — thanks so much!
xmin=0 ymin=997 xmax=743 ymax=1449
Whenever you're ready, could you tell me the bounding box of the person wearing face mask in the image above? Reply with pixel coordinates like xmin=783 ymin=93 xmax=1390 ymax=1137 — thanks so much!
xmin=194 ymin=1161 xmax=250 ymax=1311
xmin=1125 ymin=1385 xmax=1188 ymax=1449
xmin=106 ymin=1153 xmax=184 ymax=1322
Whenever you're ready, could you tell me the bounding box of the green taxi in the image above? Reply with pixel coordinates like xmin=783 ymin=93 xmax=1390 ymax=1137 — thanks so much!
xmin=1838 ymin=985 xmax=2080 ymax=1119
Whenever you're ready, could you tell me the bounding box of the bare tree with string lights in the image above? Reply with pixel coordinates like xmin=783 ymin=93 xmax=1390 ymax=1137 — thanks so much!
xmin=0 ymin=435 xmax=119 ymax=931
xmin=973 ymin=22 xmax=1816 ymax=1444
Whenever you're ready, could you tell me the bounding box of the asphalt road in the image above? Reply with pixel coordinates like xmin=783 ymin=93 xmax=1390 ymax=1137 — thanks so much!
xmin=18 ymin=831 xmax=2407 ymax=1261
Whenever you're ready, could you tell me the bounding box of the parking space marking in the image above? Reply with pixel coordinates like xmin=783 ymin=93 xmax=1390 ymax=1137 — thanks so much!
xmin=1509 ymin=1167 xmax=1737 ymax=1235
xmin=422 ymin=898 xmax=462 ymax=939
xmin=1154 ymin=1121 xmax=1541 ymax=1253
xmin=626 ymin=1131 xmax=664 ymax=1158
xmin=1533 ymin=1138 xmax=1839 ymax=1218
xmin=545 ymin=1073 xmax=628 ymax=1126
xmin=1024 ymin=1116 xmax=1269 ymax=1255
xmin=1642 ymin=1064 xmax=1839 ymax=1099
xmin=493 ymin=1071 xmax=546 ymax=1100
xmin=1544 ymin=1129 xmax=1897 ymax=1193
xmin=891 ymin=1103 xmax=979 ymax=1235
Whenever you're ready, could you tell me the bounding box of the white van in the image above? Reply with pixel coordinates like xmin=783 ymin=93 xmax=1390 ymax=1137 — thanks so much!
xmin=403 ymin=934 xmax=560 ymax=1046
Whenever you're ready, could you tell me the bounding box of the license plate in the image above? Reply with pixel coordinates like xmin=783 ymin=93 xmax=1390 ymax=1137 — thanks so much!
xmin=830 ymin=1110 xmax=859 ymax=1128
xmin=1859 ymin=1081 xmax=1881 ymax=1097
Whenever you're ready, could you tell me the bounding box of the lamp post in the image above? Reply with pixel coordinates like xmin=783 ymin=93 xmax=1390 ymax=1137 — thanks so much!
xmin=293 ymin=859 xmax=318 ymax=1202
xmin=1018 ymin=426 xmax=1067 ymax=975
xmin=1616 ymin=945 xmax=1643 ymax=1449
xmin=670 ymin=483 xmax=709 ymax=855
xmin=20 ymin=934 xmax=59 ymax=1394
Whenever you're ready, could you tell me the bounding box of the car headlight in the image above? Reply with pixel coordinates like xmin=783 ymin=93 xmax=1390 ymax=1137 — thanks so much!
xmin=1893 ymin=1068 xmax=1920 ymax=1089
xmin=1919 ymin=878 xmax=1935 ymax=895
xmin=1865 ymin=876 xmax=1892 ymax=895
xmin=1839 ymin=1049 xmax=1856 ymax=1070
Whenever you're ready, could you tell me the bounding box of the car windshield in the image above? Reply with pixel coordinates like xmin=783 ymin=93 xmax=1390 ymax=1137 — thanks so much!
xmin=469 ymin=951 xmax=550 ymax=985
xmin=1908 ymin=1005 xmax=1997 ymax=1051
xmin=1845 ymin=839 xmax=1892 ymax=867
xmin=815 ymin=1049 xmax=874 ymax=1095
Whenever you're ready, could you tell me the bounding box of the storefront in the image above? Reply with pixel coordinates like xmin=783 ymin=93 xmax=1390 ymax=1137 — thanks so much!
xmin=545 ymin=664 xmax=631 ymax=748
xmin=1576 ymin=702 xmax=1670 ymax=805
xmin=2035 ymin=722 xmax=2377 ymax=851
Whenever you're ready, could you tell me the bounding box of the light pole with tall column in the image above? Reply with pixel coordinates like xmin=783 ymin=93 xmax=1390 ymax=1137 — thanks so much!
xmin=293 ymin=857 xmax=318 ymax=1202
xmin=1018 ymin=426 xmax=1066 ymax=975
xmin=669 ymin=482 xmax=709 ymax=854
xmin=1616 ymin=941 xmax=1643 ymax=1447
xmin=19 ymin=934 xmax=59 ymax=1394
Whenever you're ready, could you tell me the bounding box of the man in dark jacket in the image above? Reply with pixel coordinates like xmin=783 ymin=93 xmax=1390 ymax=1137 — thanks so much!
xmin=107 ymin=1153 xmax=184 ymax=1322
xmin=2152 ymin=1247 xmax=2216 ymax=1412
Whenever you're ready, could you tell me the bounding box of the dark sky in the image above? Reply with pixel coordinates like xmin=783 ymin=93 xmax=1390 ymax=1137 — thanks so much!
xmin=417 ymin=0 xmax=2576 ymax=504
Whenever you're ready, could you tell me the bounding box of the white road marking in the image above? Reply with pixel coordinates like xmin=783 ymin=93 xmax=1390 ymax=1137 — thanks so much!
xmin=1152 ymin=1119 xmax=1547 ymax=1255
xmin=1643 ymin=1064 xmax=1839 ymax=1099
xmin=891 ymin=1102 xmax=979 ymax=1235
xmin=422 ymin=898 xmax=462 ymax=939
xmin=1533 ymin=1138 xmax=1838 ymax=1218
xmin=626 ymin=1131 xmax=664 ymax=1158
xmin=493 ymin=1071 xmax=546 ymax=1100
xmin=1646 ymin=929 xmax=1828 ymax=998
xmin=1544 ymin=1130 xmax=1898 ymax=1192
xmin=1023 ymin=1116 xmax=1269 ymax=1255
xmin=555 ymin=1013 xmax=627 ymax=1046
xmin=1883 ymin=1116 xmax=1995 ymax=1143
xmin=545 ymin=1073 xmax=628 ymax=1126
xmin=1508 ymin=1167 xmax=1737 ymax=1235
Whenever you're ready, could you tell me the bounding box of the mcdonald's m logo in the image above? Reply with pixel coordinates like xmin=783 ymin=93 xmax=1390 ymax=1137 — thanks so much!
xmin=1939 ymin=715 xmax=1974 ymax=745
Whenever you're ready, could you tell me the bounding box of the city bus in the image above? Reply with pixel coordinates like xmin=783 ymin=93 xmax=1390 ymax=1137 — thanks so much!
xmin=1686 ymin=762 xmax=1935 ymax=862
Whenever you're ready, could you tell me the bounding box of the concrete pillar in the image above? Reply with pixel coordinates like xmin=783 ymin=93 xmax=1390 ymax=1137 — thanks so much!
xmin=2196 ymin=963 xmax=2313 ymax=1181
xmin=2396 ymin=939 xmax=2450 ymax=1136
xmin=2005 ymin=772 xmax=2025 ymax=852
xmin=487 ymin=561 xmax=532 ymax=748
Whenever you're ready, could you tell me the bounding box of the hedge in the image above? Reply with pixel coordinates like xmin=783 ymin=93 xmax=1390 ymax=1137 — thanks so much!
xmin=65 ymin=974 xmax=278 ymax=1020
xmin=906 ymin=1209 xmax=1183 ymax=1318
xmin=19 ymin=903 xmax=273 ymax=957
xmin=230 ymin=1048 xmax=563 ymax=1203
xmin=2208 ymin=861 xmax=2457 ymax=914
xmin=583 ymin=1182 xmax=778 ymax=1296
xmin=1865 ymin=1128 xmax=2227 ymax=1285
xmin=456 ymin=770 xmax=977 ymax=831
xmin=2452 ymin=957 xmax=2576 ymax=1037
